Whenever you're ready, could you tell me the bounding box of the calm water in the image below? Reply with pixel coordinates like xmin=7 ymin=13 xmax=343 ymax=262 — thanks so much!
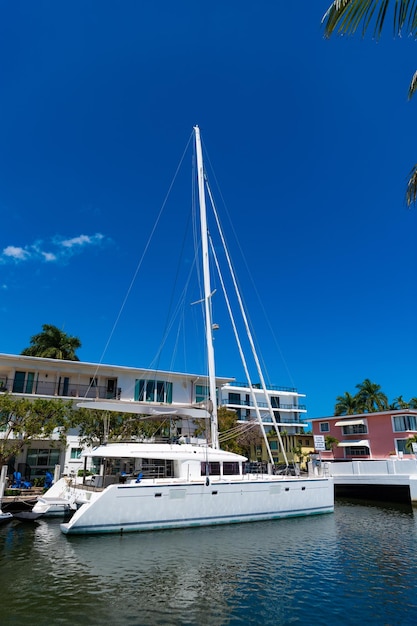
xmin=1 ymin=500 xmax=417 ymax=626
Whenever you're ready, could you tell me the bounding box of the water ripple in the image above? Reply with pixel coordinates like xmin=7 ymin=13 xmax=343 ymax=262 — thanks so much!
xmin=1 ymin=502 xmax=417 ymax=625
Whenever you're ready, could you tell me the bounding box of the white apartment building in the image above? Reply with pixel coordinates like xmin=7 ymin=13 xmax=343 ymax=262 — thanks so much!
xmin=0 ymin=353 xmax=307 ymax=480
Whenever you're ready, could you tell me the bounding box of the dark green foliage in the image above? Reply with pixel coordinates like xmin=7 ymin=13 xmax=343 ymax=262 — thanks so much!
xmin=21 ymin=324 xmax=81 ymax=360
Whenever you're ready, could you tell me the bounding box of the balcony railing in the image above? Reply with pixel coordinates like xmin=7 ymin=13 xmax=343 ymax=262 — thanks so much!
xmin=222 ymin=399 xmax=306 ymax=411
xmin=226 ymin=381 xmax=298 ymax=393
xmin=0 ymin=378 xmax=121 ymax=400
xmin=237 ymin=416 xmax=306 ymax=425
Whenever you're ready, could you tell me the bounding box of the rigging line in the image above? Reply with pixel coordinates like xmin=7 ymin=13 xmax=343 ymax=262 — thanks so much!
xmin=208 ymin=233 xmax=273 ymax=465
xmin=147 ymin=208 xmax=196 ymax=373
xmin=221 ymin=420 xmax=260 ymax=436
xmin=86 ymin=131 xmax=194 ymax=391
xmin=149 ymin=142 xmax=202 ymax=375
xmin=208 ymin=200 xmax=288 ymax=467
xmin=218 ymin=421 xmax=260 ymax=442
xmin=147 ymin=244 xmax=198 ymax=372
xmin=203 ymin=147 xmax=296 ymax=390
xmin=136 ymin=138 xmax=199 ymax=377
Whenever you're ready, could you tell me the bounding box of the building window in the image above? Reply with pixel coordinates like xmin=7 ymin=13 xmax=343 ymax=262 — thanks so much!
xmin=228 ymin=392 xmax=241 ymax=419
xmin=396 ymin=439 xmax=415 ymax=454
xmin=146 ymin=380 xmax=155 ymax=401
xmin=12 ymin=371 xmax=34 ymax=394
xmin=319 ymin=422 xmax=330 ymax=433
xmin=70 ymin=448 xmax=82 ymax=460
xmin=269 ymin=440 xmax=278 ymax=450
xmin=196 ymin=385 xmax=209 ymax=404
xmin=342 ymin=424 xmax=367 ymax=435
xmin=344 ymin=446 xmax=369 ymax=456
xmin=134 ymin=380 xmax=173 ymax=403
xmin=271 ymin=396 xmax=280 ymax=409
xmin=228 ymin=392 xmax=241 ymax=405
xmin=393 ymin=415 xmax=417 ymax=432
xmin=26 ymin=448 xmax=61 ymax=478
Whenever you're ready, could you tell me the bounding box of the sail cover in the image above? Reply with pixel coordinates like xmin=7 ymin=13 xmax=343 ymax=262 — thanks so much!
xmin=76 ymin=400 xmax=210 ymax=419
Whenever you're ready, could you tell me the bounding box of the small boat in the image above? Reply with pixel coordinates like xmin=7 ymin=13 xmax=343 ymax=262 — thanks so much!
xmin=41 ymin=127 xmax=334 ymax=535
xmin=0 ymin=509 xmax=13 ymax=524
xmin=12 ymin=510 xmax=44 ymax=522
xmin=0 ymin=496 xmax=38 ymax=514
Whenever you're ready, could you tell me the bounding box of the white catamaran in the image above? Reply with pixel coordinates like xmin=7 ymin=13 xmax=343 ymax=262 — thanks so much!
xmin=36 ymin=126 xmax=334 ymax=534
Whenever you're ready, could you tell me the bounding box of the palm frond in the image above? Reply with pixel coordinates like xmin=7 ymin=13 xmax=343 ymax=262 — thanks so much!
xmin=408 ymin=69 xmax=417 ymax=99
xmin=323 ymin=0 xmax=417 ymax=38
xmin=406 ymin=163 xmax=417 ymax=205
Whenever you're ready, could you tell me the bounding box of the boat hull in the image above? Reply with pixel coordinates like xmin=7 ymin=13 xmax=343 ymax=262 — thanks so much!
xmin=60 ymin=477 xmax=334 ymax=535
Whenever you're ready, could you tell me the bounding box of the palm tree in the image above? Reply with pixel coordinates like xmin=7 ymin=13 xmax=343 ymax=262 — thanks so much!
xmin=325 ymin=435 xmax=339 ymax=452
xmin=334 ymin=391 xmax=358 ymax=416
xmin=389 ymin=395 xmax=409 ymax=410
xmin=322 ymin=1 xmax=417 ymax=205
xmin=355 ymin=378 xmax=388 ymax=413
xmin=409 ymin=397 xmax=417 ymax=409
xmin=405 ymin=434 xmax=417 ymax=453
xmin=21 ymin=324 xmax=81 ymax=361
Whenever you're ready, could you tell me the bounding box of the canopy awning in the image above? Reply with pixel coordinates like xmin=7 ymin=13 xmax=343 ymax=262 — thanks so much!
xmin=335 ymin=419 xmax=365 ymax=427
xmin=337 ymin=439 xmax=370 ymax=448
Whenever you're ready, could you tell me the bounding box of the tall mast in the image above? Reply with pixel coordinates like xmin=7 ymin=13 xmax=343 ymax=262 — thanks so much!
xmin=194 ymin=125 xmax=219 ymax=449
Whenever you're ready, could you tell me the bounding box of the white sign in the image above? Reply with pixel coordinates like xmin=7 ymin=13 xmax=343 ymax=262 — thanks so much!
xmin=314 ymin=435 xmax=326 ymax=451
xmin=412 ymin=443 xmax=417 ymax=454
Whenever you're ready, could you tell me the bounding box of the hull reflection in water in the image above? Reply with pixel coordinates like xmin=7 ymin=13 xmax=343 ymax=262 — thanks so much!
xmin=1 ymin=501 xmax=417 ymax=626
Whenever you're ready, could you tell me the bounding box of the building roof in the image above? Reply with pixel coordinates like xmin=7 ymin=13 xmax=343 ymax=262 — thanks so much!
xmin=310 ymin=409 xmax=417 ymax=421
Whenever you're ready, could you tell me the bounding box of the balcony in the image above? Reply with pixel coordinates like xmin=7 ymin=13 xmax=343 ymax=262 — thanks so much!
xmin=226 ymin=381 xmax=299 ymax=393
xmin=0 ymin=378 xmax=121 ymax=400
xmin=222 ymin=399 xmax=306 ymax=412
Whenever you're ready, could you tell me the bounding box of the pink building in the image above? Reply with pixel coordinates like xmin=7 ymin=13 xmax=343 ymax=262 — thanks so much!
xmin=311 ymin=409 xmax=417 ymax=460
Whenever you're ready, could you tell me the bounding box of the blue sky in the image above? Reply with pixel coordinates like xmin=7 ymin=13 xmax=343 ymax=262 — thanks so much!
xmin=0 ymin=1 xmax=416 ymax=420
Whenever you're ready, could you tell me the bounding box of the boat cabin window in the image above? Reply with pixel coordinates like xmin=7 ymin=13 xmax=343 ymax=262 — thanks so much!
xmin=140 ymin=458 xmax=174 ymax=478
xmin=201 ymin=462 xmax=220 ymax=476
xmin=201 ymin=462 xmax=241 ymax=476
xmin=223 ymin=462 xmax=240 ymax=476
xmin=94 ymin=457 xmax=174 ymax=479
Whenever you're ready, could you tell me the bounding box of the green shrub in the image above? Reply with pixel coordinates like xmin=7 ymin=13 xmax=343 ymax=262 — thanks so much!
xmin=77 ymin=469 xmax=93 ymax=477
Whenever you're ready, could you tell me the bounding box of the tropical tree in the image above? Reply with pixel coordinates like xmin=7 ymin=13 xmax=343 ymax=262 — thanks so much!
xmin=355 ymin=378 xmax=388 ymax=413
xmin=70 ymin=408 xmax=169 ymax=447
xmin=325 ymin=435 xmax=339 ymax=451
xmin=292 ymin=444 xmax=308 ymax=469
xmin=217 ymin=406 xmax=262 ymax=456
xmin=409 ymin=397 xmax=417 ymax=409
xmin=334 ymin=391 xmax=358 ymax=415
xmin=322 ymin=1 xmax=417 ymax=205
xmin=405 ymin=434 xmax=417 ymax=452
xmin=0 ymin=394 xmax=71 ymax=467
xmin=389 ymin=395 xmax=409 ymax=410
xmin=21 ymin=324 xmax=81 ymax=361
